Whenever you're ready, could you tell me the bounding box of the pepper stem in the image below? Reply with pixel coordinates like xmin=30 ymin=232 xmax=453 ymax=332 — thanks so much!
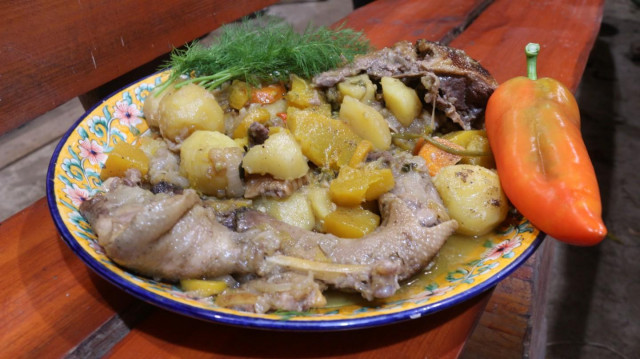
xmin=525 ymin=43 xmax=540 ymax=80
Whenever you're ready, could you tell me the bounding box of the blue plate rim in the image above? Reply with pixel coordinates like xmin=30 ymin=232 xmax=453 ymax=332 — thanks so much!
xmin=45 ymin=71 xmax=546 ymax=331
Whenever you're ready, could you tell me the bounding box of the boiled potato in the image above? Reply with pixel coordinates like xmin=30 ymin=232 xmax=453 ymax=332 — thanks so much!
xmin=381 ymin=76 xmax=422 ymax=127
xmin=339 ymin=96 xmax=391 ymax=151
xmin=158 ymin=84 xmax=224 ymax=143
xmin=143 ymin=86 xmax=174 ymax=128
xmin=307 ymin=185 xmax=335 ymax=231
xmin=254 ymin=190 xmax=315 ymax=230
xmin=433 ymin=164 xmax=508 ymax=236
xmin=242 ymin=129 xmax=309 ymax=180
xmin=337 ymin=74 xmax=376 ymax=103
xmin=179 ymin=130 xmax=242 ymax=195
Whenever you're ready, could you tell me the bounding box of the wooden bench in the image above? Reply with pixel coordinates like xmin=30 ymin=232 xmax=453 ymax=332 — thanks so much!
xmin=0 ymin=0 xmax=604 ymax=357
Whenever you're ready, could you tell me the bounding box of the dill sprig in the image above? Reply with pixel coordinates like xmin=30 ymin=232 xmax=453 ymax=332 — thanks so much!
xmin=156 ymin=16 xmax=371 ymax=93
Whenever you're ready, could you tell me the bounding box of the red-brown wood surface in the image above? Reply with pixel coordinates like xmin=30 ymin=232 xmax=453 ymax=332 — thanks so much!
xmin=450 ymin=0 xmax=604 ymax=90
xmin=0 ymin=198 xmax=139 ymax=357
xmin=0 ymin=0 xmax=278 ymax=137
xmin=105 ymin=292 xmax=490 ymax=359
xmin=340 ymin=0 xmax=493 ymax=48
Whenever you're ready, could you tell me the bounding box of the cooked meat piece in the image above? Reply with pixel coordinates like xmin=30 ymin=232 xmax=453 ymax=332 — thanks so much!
xmin=151 ymin=181 xmax=183 ymax=194
xmin=248 ymin=121 xmax=269 ymax=146
xmin=236 ymin=152 xmax=456 ymax=299
xmin=80 ymin=152 xmax=457 ymax=310
xmin=243 ymin=174 xmax=309 ymax=199
xmin=216 ymin=272 xmax=327 ymax=313
xmin=313 ymin=40 xmax=498 ymax=130
xmin=147 ymin=146 xmax=190 ymax=189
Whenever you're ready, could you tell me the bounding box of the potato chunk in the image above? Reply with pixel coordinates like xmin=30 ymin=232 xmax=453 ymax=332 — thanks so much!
xmin=179 ymin=130 xmax=242 ymax=195
xmin=158 ymin=84 xmax=224 ymax=143
xmin=339 ymin=96 xmax=391 ymax=151
xmin=433 ymin=164 xmax=508 ymax=236
xmin=381 ymin=76 xmax=422 ymax=126
xmin=337 ymin=74 xmax=376 ymax=103
xmin=142 ymin=86 xmax=174 ymax=128
xmin=254 ymin=190 xmax=316 ymax=230
xmin=242 ymin=129 xmax=309 ymax=180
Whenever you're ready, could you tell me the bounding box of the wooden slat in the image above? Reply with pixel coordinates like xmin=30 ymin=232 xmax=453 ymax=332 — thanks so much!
xmin=449 ymin=0 xmax=604 ymax=90
xmin=0 ymin=0 xmax=278 ymax=137
xmin=340 ymin=0 xmax=494 ymax=48
xmin=105 ymin=290 xmax=491 ymax=359
xmin=0 ymin=198 xmax=141 ymax=358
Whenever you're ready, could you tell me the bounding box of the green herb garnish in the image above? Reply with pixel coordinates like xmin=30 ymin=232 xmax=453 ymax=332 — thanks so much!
xmin=157 ymin=16 xmax=371 ymax=93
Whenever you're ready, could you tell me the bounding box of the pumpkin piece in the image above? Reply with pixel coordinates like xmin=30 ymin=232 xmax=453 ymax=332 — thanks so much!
xmin=329 ymin=165 xmax=395 ymax=207
xmin=100 ymin=141 xmax=149 ymax=180
xmin=286 ymin=107 xmax=361 ymax=170
xmin=324 ymin=207 xmax=380 ymax=238
xmin=286 ymin=74 xmax=325 ymax=109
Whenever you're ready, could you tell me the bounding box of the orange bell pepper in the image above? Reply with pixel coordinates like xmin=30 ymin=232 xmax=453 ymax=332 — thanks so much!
xmin=485 ymin=43 xmax=606 ymax=246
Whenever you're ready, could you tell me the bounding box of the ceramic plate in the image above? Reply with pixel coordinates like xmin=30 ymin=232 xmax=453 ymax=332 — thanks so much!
xmin=46 ymin=71 xmax=544 ymax=331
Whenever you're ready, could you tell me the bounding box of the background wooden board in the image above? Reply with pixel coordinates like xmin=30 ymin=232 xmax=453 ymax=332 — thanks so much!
xmin=0 ymin=199 xmax=140 ymax=358
xmin=0 ymin=0 xmax=278 ymax=137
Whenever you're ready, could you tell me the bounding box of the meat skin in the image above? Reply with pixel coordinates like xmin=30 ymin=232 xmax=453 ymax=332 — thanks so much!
xmin=80 ymin=152 xmax=457 ymax=312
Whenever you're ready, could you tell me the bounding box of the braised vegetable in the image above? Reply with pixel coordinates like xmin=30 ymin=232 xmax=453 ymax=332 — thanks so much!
xmin=100 ymin=142 xmax=149 ymax=180
xmin=157 ymin=83 xmax=224 ymax=143
xmin=324 ymin=207 xmax=380 ymax=238
xmin=485 ymin=43 xmax=606 ymax=245
xmin=241 ymin=129 xmax=309 ymax=180
xmin=380 ymin=76 xmax=422 ymax=126
xmin=339 ymin=95 xmax=391 ymax=150
xmin=432 ymin=164 xmax=508 ymax=236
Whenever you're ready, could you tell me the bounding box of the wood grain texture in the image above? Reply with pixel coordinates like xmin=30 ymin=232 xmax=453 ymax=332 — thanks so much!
xmin=340 ymin=0 xmax=494 ymax=48
xmin=449 ymin=0 xmax=605 ymax=90
xmin=0 ymin=198 xmax=140 ymax=358
xmin=0 ymin=0 xmax=278 ymax=137
xmin=104 ymin=290 xmax=491 ymax=359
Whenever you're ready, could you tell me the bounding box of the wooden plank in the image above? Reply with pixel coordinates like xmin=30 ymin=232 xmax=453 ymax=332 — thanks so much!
xmin=0 ymin=0 xmax=278 ymax=137
xmin=105 ymin=290 xmax=491 ymax=359
xmin=0 ymin=198 xmax=142 ymax=358
xmin=449 ymin=0 xmax=604 ymax=90
xmin=339 ymin=0 xmax=494 ymax=48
